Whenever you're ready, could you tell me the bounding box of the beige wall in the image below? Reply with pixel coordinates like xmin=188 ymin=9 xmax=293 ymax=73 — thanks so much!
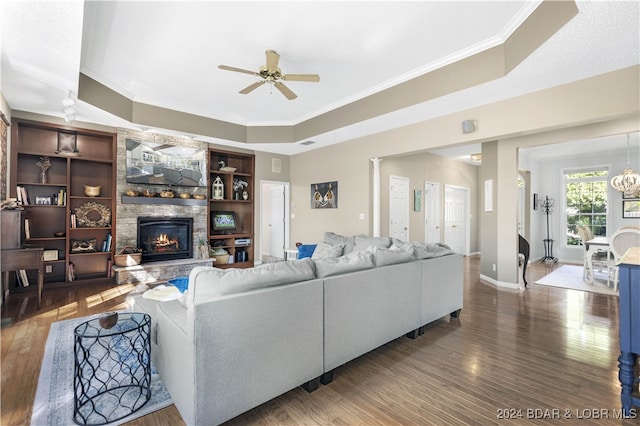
xmin=379 ymin=153 xmax=479 ymax=251
xmin=290 ymin=142 xmax=371 ymax=243
xmin=291 ymin=66 xmax=639 ymax=286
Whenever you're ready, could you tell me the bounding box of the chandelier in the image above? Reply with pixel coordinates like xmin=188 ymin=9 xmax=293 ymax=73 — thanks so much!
xmin=610 ymin=134 xmax=640 ymax=195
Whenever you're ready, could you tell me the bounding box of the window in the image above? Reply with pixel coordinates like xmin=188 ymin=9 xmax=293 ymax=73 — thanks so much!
xmin=565 ymin=168 xmax=608 ymax=246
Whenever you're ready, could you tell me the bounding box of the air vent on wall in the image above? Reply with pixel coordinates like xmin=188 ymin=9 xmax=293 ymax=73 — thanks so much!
xmin=300 ymin=140 xmax=316 ymax=146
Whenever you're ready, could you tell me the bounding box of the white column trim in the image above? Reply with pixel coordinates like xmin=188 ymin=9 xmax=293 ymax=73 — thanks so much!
xmin=371 ymin=157 xmax=382 ymax=237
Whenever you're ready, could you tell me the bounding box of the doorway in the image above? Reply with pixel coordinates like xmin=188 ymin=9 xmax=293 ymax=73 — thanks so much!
xmin=259 ymin=180 xmax=290 ymax=263
xmin=444 ymin=184 xmax=470 ymax=255
xmin=389 ymin=175 xmax=409 ymax=241
xmin=424 ymin=181 xmax=441 ymax=244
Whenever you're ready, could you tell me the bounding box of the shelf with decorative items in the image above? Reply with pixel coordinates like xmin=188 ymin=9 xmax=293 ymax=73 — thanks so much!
xmin=208 ymin=148 xmax=255 ymax=268
xmin=10 ymin=118 xmax=116 ymax=286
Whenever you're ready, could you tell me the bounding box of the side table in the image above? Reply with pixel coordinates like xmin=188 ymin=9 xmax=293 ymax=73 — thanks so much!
xmin=1 ymin=248 xmax=44 ymax=308
xmin=73 ymin=312 xmax=151 ymax=425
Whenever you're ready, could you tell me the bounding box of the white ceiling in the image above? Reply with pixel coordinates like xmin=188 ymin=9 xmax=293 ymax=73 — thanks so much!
xmin=1 ymin=1 xmax=639 ymax=158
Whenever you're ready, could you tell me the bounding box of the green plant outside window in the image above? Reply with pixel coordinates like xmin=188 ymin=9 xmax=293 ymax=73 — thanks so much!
xmin=565 ymin=169 xmax=609 ymax=246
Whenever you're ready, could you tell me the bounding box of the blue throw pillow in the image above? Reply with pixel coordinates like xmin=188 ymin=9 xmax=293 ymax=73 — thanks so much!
xmin=297 ymin=244 xmax=317 ymax=259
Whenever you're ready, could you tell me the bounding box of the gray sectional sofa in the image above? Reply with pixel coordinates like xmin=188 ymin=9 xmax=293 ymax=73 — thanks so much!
xmin=133 ymin=233 xmax=463 ymax=425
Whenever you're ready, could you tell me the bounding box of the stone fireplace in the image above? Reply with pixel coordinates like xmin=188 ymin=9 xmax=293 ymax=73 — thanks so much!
xmin=137 ymin=217 xmax=193 ymax=263
xmin=112 ymin=129 xmax=212 ymax=284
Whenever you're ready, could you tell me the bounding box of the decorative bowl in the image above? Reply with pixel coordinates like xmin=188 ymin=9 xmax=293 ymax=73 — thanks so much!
xmin=84 ymin=185 xmax=101 ymax=197
xmin=219 ymin=166 xmax=237 ymax=172
xmin=54 ymin=231 xmax=66 ymax=237
xmin=143 ymin=189 xmax=156 ymax=197
xmin=193 ymin=194 xmax=206 ymax=200
xmin=99 ymin=311 xmax=118 ymax=329
xmin=160 ymin=190 xmax=175 ymax=198
xmin=179 ymin=193 xmax=191 ymax=199
xmin=125 ymin=189 xmax=139 ymax=197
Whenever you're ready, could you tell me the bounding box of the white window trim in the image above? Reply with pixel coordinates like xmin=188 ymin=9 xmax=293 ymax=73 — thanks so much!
xmin=561 ymin=165 xmax=611 ymax=249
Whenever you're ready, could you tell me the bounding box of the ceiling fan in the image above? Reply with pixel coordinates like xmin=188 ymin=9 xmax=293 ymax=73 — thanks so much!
xmin=218 ymin=49 xmax=320 ymax=100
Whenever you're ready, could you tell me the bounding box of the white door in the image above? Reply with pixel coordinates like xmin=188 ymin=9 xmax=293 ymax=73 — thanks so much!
xmin=424 ymin=181 xmax=441 ymax=244
xmin=444 ymin=185 xmax=469 ymax=254
xmin=269 ymin=185 xmax=285 ymax=258
xmin=390 ymin=176 xmax=409 ymax=241
xmin=260 ymin=181 xmax=289 ymax=262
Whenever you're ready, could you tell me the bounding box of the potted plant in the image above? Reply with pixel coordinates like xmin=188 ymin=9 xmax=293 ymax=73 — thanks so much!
xmin=233 ymin=178 xmax=248 ymax=200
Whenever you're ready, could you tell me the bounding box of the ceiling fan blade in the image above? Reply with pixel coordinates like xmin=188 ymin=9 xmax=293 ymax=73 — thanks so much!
xmin=265 ymin=49 xmax=280 ymax=73
xmin=282 ymin=73 xmax=320 ymax=82
xmin=219 ymin=65 xmax=259 ymax=76
xmin=239 ymin=80 xmax=265 ymax=94
xmin=274 ymin=81 xmax=297 ymax=100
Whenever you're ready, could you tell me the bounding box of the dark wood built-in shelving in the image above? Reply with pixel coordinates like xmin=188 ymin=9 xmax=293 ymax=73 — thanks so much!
xmin=208 ymin=148 xmax=255 ymax=268
xmin=10 ymin=118 xmax=116 ymax=288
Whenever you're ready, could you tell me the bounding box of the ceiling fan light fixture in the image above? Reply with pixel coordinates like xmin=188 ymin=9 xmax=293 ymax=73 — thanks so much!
xmin=610 ymin=133 xmax=640 ymax=195
xmin=219 ymin=49 xmax=319 ymax=100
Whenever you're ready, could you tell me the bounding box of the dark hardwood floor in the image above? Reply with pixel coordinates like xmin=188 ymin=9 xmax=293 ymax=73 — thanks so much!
xmin=2 ymin=256 xmax=635 ymax=425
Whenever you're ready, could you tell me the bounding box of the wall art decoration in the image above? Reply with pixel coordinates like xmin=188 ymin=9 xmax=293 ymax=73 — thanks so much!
xmin=622 ymin=199 xmax=640 ymax=218
xmin=311 ymin=181 xmax=338 ymax=209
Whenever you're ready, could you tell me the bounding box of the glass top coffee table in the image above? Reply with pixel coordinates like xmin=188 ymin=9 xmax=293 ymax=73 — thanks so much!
xmin=73 ymin=312 xmax=151 ymax=425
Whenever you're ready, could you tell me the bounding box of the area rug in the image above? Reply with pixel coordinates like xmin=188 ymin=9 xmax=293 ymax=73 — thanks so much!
xmin=31 ymin=313 xmax=173 ymax=425
xmin=534 ymin=264 xmax=618 ymax=296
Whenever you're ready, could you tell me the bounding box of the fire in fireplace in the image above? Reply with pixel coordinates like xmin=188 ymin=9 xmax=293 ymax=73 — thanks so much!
xmin=137 ymin=217 xmax=193 ymax=263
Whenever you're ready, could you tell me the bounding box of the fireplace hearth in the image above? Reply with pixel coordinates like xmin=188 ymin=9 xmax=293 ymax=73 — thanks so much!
xmin=137 ymin=217 xmax=193 ymax=263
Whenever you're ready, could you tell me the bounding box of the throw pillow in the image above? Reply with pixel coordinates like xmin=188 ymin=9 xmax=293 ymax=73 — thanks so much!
xmin=297 ymin=244 xmax=317 ymax=259
xmin=412 ymin=242 xmax=456 ymax=259
xmin=323 ymin=232 xmax=356 ymax=254
xmin=352 ymin=234 xmax=391 ymax=252
xmin=312 ymin=241 xmax=345 ymax=259
xmin=371 ymin=246 xmax=415 ymax=267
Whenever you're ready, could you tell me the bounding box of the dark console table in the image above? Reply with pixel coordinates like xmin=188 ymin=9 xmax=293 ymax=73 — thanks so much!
xmin=1 ymin=248 xmax=44 ymax=309
xmin=618 ymin=247 xmax=640 ymax=417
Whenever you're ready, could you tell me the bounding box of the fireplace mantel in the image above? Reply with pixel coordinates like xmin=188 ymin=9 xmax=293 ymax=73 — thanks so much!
xmin=121 ymin=195 xmax=207 ymax=206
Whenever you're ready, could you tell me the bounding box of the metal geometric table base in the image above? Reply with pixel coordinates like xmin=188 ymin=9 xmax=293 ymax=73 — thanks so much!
xmin=73 ymin=313 xmax=151 ymax=425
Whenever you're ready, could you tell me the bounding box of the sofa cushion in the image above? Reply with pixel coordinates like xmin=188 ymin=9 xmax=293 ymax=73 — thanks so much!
xmin=371 ymin=246 xmax=415 ymax=267
xmin=313 ymin=250 xmax=375 ymax=278
xmin=187 ymin=258 xmax=317 ymax=304
xmin=312 ymin=241 xmax=345 ymax=259
xmin=352 ymin=235 xmax=391 ymax=252
xmin=297 ymin=244 xmax=317 ymax=259
xmin=323 ymin=232 xmax=356 ymax=254
xmin=412 ymin=242 xmax=455 ymax=259
xmin=390 ymin=238 xmax=414 ymax=251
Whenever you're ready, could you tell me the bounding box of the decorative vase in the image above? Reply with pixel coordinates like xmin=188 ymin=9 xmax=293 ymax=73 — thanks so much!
xmin=39 ymin=170 xmax=48 ymax=184
xmin=242 ymin=190 xmax=249 ymax=200
xmin=99 ymin=311 xmax=118 ymax=329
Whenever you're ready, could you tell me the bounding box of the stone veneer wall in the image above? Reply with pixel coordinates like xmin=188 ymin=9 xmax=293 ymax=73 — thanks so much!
xmin=115 ymin=129 xmax=209 ymax=254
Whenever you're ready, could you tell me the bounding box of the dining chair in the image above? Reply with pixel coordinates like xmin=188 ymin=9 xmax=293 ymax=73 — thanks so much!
xmin=610 ymin=227 xmax=640 ymax=292
xmin=576 ymin=224 xmax=611 ymax=283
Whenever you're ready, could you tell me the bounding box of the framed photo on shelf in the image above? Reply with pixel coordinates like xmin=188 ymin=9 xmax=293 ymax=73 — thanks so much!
xmin=35 ymin=196 xmax=52 ymax=205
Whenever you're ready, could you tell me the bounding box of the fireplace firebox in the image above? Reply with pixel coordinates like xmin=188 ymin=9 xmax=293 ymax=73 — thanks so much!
xmin=137 ymin=217 xmax=193 ymax=263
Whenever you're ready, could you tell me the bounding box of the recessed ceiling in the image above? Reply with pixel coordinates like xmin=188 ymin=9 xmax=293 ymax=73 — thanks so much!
xmin=1 ymin=1 xmax=638 ymax=157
